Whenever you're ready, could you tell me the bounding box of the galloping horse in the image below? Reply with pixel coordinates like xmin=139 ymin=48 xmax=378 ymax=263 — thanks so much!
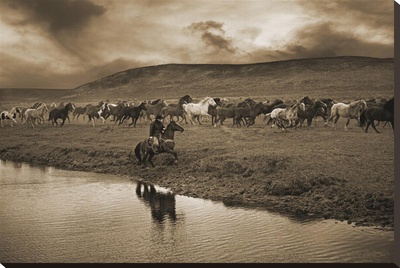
xmin=144 ymin=99 xmax=169 ymax=120
xmin=0 ymin=107 xmax=21 ymax=127
xmin=134 ymin=120 xmax=184 ymax=167
xmin=359 ymin=97 xmax=394 ymax=133
xmin=182 ymin=97 xmax=217 ymax=125
xmin=87 ymin=102 xmax=110 ymax=128
xmin=297 ymin=100 xmax=328 ymax=127
xmin=161 ymin=95 xmax=193 ymax=123
xmin=72 ymin=105 xmax=89 ymax=121
xmin=325 ymin=99 xmax=367 ymax=130
xmin=266 ymin=101 xmax=306 ymax=131
xmin=118 ymin=101 xmax=147 ymax=127
xmin=23 ymin=103 xmax=49 ymax=128
xmin=48 ymin=102 xmax=75 ymax=127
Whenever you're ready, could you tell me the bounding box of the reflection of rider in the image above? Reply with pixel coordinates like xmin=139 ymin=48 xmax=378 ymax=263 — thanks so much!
xmin=149 ymin=114 xmax=165 ymax=153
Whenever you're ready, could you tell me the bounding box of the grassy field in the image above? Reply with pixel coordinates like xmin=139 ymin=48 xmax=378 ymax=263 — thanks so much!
xmin=0 ymin=56 xmax=395 ymax=228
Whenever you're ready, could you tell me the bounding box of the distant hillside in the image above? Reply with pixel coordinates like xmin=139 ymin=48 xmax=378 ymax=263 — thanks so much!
xmin=0 ymin=56 xmax=394 ymax=104
xmin=71 ymin=56 xmax=393 ymax=102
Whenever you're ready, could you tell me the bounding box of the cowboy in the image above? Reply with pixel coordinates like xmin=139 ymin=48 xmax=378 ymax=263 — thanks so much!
xmin=149 ymin=114 xmax=165 ymax=153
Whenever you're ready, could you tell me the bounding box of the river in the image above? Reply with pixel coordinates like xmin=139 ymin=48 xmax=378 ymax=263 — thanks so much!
xmin=0 ymin=160 xmax=394 ymax=263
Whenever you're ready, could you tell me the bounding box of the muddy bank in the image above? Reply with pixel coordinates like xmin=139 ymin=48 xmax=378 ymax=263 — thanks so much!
xmin=0 ymin=123 xmax=394 ymax=229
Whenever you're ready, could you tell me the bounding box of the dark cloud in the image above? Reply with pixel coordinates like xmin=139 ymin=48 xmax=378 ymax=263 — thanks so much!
xmin=3 ymin=0 xmax=106 ymax=33
xmin=244 ymin=22 xmax=393 ymax=63
xmin=285 ymin=22 xmax=393 ymax=59
xmin=188 ymin=20 xmax=236 ymax=53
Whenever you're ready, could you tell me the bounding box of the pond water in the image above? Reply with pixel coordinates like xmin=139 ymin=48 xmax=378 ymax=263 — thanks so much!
xmin=0 ymin=160 xmax=394 ymax=263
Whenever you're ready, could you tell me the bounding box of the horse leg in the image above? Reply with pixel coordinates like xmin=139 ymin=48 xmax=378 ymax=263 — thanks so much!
xmin=147 ymin=152 xmax=156 ymax=167
xmin=163 ymin=147 xmax=178 ymax=164
xmin=344 ymin=118 xmax=350 ymax=131
xmin=370 ymin=120 xmax=380 ymax=133
xmin=332 ymin=115 xmax=340 ymax=129
xmin=196 ymin=115 xmax=202 ymax=125
xmin=307 ymin=118 xmax=312 ymax=127
xmin=29 ymin=118 xmax=35 ymax=128
xmin=60 ymin=117 xmax=66 ymax=127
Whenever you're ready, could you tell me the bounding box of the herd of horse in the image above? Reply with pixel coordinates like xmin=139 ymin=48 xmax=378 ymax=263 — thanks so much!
xmin=0 ymin=95 xmax=395 ymax=167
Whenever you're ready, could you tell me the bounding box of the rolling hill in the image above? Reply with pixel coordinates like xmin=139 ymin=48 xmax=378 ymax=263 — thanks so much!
xmin=1 ymin=56 xmax=394 ymax=103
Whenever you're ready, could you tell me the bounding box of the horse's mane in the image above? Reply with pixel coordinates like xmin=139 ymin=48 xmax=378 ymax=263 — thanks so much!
xmin=150 ymin=99 xmax=162 ymax=105
xmin=300 ymin=96 xmax=314 ymax=106
xmin=349 ymin=100 xmax=362 ymax=107
xmin=179 ymin=95 xmax=192 ymax=103
xmin=199 ymin=97 xmax=212 ymax=104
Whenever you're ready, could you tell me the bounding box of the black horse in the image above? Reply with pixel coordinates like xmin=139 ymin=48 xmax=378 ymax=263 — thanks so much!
xmin=48 ymin=102 xmax=75 ymax=127
xmin=118 ymin=101 xmax=147 ymax=127
xmin=134 ymin=120 xmax=184 ymax=167
xmin=297 ymin=100 xmax=328 ymax=127
xmin=359 ymin=97 xmax=394 ymax=133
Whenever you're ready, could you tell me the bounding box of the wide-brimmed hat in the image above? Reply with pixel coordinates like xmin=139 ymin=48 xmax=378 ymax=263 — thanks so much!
xmin=155 ymin=114 xmax=163 ymax=120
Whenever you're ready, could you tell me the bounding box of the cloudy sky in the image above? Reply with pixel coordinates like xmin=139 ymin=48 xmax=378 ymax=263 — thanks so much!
xmin=0 ymin=0 xmax=394 ymax=89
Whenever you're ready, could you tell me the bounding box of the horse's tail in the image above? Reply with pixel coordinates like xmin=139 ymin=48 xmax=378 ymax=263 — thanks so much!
xmin=359 ymin=109 xmax=366 ymax=128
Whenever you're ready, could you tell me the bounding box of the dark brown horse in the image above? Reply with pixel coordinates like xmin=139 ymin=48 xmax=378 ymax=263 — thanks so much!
xmin=118 ymin=101 xmax=147 ymax=127
xmin=359 ymin=97 xmax=394 ymax=133
xmin=48 ymin=102 xmax=75 ymax=127
xmin=134 ymin=120 xmax=184 ymax=167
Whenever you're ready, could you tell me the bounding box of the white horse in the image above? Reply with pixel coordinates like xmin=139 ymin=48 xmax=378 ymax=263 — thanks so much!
xmin=0 ymin=107 xmax=21 ymax=127
xmin=23 ymin=103 xmax=49 ymax=128
xmin=325 ymin=99 xmax=367 ymax=130
xmin=182 ymin=97 xmax=217 ymax=125
xmin=266 ymin=101 xmax=306 ymax=131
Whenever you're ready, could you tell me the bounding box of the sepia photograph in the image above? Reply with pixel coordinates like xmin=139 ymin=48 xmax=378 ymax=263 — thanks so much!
xmin=0 ymin=0 xmax=397 ymax=264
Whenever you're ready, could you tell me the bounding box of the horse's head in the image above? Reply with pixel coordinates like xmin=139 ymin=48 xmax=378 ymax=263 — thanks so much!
xmin=213 ymin=97 xmax=223 ymax=106
xmin=139 ymin=101 xmax=147 ymax=110
xmin=42 ymin=103 xmax=49 ymax=112
xmin=9 ymin=107 xmax=21 ymax=115
xmin=179 ymin=95 xmax=193 ymax=105
xmin=300 ymin=96 xmax=314 ymax=107
xmin=315 ymin=100 xmax=328 ymax=109
xmin=168 ymin=120 xmax=184 ymax=133
xmin=207 ymin=97 xmax=217 ymax=107
xmin=66 ymin=103 xmax=75 ymax=112
xmin=161 ymin=100 xmax=168 ymax=107
xmin=298 ymin=102 xmax=306 ymax=111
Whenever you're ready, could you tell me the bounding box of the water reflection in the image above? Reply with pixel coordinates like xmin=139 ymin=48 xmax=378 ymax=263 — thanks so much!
xmin=135 ymin=180 xmax=177 ymax=223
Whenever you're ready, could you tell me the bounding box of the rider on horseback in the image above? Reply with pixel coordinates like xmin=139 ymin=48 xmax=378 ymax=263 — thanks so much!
xmin=149 ymin=114 xmax=165 ymax=154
